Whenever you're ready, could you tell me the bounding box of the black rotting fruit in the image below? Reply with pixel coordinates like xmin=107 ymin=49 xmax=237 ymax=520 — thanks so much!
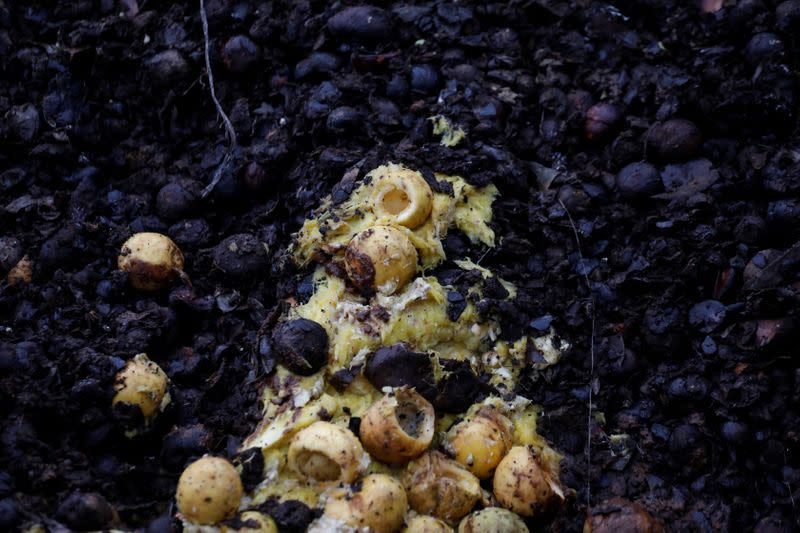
xmin=237 ymin=447 xmax=266 ymax=492
xmin=55 ymin=492 xmax=116 ymax=531
xmin=744 ymin=33 xmax=784 ymax=65
xmin=364 ymin=344 xmax=437 ymax=401
xmin=156 ymin=180 xmax=201 ymax=221
xmin=584 ymin=498 xmax=665 ymax=533
xmin=160 ymin=424 xmax=211 ymax=472
xmin=615 ymin=162 xmax=662 ymax=199
xmin=410 ymin=64 xmax=441 ymax=94
xmin=145 ymin=50 xmax=190 ymax=86
xmin=272 ymin=319 xmax=329 ymax=375
xmin=213 ymin=233 xmax=268 ymax=278
xmin=434 ymin=359 xmax=492 ymax=413
xmin=585 ymin=103 xmax=622 ymax=142
xmin=646 ymin=119 xmax=702 ymax=162
xmin=263 ymin=499 xmax=316 ymax=533
xmin=327 ymin=6 xmax=392 ymax=43
xmin=327 ymin=106 xmax=362 ymax=134
xmin=222 ymin=35 xmax=260 ymax=74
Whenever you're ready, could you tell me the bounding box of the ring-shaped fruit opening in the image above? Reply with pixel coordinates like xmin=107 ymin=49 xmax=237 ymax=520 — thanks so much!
xmin=295 ymin=451 xmax=342 ymax=481
xmin=395 ymin=401 xmax=428 ymax=438
xmin=380 ymin=187 xmax=411 ymax=216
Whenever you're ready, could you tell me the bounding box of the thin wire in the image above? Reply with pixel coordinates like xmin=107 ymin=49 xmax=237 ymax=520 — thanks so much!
xmin=199 ymin=0 xmax=238 ymax=198
xmin=559 ymin=199 xmax=596 ymax=508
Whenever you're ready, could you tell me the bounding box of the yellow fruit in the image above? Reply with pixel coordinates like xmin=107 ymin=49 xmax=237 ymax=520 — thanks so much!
xmin=345 ymin=225 xmax=418 ymax=294
xmin=492 ymin=446 xmax=564 ymax=517
xmin=118 ymin=232 xmax=184 ymax=290
xmin=325 ymin=474 xmax=408 ymax=533
xmin=404 ymin=515 xmax=454 ymax=532
xmin=360 ymin=387 xmax=435 ymax=464
xmin=112 ymin=354 xmax=169 ymax=420
xmin=287 ymin=421 xmax=366 ymax=482
xmin=403 ymin=451 xmax=481 ymax=524
xmin=176 ymin=456 xmax=243 ymax=525
xmin=447 ymin=408 xmax=513 ymax=479
xmin=370 ymin=164 xmax=434 ymax=229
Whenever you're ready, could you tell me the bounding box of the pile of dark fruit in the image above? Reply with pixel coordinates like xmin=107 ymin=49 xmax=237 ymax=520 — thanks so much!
xmin=1 ymin=0 xmax=799 ymax=531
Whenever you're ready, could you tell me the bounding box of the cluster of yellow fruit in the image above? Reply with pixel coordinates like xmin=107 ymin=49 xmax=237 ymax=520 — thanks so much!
xmin=111 ymin=164 xmax=567 ymax=532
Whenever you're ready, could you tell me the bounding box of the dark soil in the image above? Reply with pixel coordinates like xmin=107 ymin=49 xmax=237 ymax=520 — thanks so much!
xmin=1 ymin=0 xmax=799 ymax=531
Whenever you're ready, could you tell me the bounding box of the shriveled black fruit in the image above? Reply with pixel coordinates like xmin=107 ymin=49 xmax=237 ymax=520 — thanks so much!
xmin=584 ymin=498 xmax=664 ymax=533
xmin=160 ymin=424 xmax=211 ymax=472
xmin=222 ymin=35 xmax=260 ymax=74
xmin=646 ymin=119 xmax=702 ymax=162
xmin=744 ymin=32 xmax=784 ymax=65
xmin=327 ymin=6 xmax=391 ymax=43
xmin=237 ymin=447 xmax=265 ymax=492
xmin=262 ymin=498 xmax=317 ymax=533
xmin=364 ymin=344 xmax=436 ymax=401
xmin=585 ymin=102 xmax=622 ymax=142
xmin=55 ymin=492 xmax=115 ymax=531
xmin=434 ymin=359 xmax=492 ymax=413
xmin=616 ymin=162 xmax=662 ymax=200
xmin=272 ymin=319 xmax=328 ymax=375
xmin=213 ymin=233 xmax=268 ymax=277
xmin=145 ymin=50 xmax=189 ymax=86
xmin=156 ymin=181 xmax=201 ymax=221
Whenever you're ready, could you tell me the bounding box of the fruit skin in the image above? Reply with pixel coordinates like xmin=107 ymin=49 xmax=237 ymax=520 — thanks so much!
xmin=583 ymin=498 xmax=664 ymax=533
xmin=403 ymin=451 xmax=482 ymax=524
xmin=118 ymin=232 xmax=184 ymax=290
xmin=458 ymin=508 xmax=529 ymax=533
xmin=271 ymin=318 xmax=329 ymax=376
xmin=369 ymin=164 xmax=434 ymax=229
xmin=345 ymin=225 xmax=418 ymax=294
xmin=585 ymin=103 xmax=622 ymax=142
xmin=360 ymin=387 xmax=435 ymax=464
xmin=615 ymin=162 xmax=662 ymax=200
xmin=176 ymin=456 xmax=243 ymax=525
xmin=492 ymin=446 xmax=565 ymax=518
xmin=324 ymin=474 xmax=408 ymax=533
xmin=646 ymin=119 xmax=702 ymax=163
xmin=112 ymin=353 xmax=169 ymax=420
xmin=287 ymin=421 xmax=366 ymax=482
xmin=404 ymin=515 xmax=454 ymax=532
xmin=447 ymin=408 xmax=513 ymax=479
xmin=364 ymin=344 xmax=437 ymax=401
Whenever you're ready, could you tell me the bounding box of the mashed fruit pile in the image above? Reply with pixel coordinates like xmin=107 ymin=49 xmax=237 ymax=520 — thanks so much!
xmin=176 ymin=163 xmax=571 ymax=532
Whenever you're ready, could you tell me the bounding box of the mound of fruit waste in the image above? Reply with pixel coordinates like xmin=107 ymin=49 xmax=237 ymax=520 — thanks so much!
xmin=1 ymin=1 xmax=799 ymax=531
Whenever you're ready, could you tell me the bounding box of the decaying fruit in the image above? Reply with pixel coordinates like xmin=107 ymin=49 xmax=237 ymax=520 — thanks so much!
xmin=112 ymin=354 xmax=170 ymax=421
xmin=345 ymin=225 xmax=418 ymax=294
xmin=324 ymin=474 xmax=408 ymax=533
xmin=360 ymin=387 xmax=435 ymax=464
xmin=287 ymin=421 xmax=366 ymax=482
xmin=272 ymin=318 xmax=329 ymax=376
xmin=118 ymin=232 xmax=184 ymax=290
xmin=492 ymin=446 xmax=564 ymax=517
xmin=583 ymin=498 xmax=664 ymax=533
xmin=176 ymin=456 xmax=243 ymax=525
xmin=458 ymin=507 xmax=529 ymax=533
xmin=404 ymin=515 xmax=454 ymax=532
xmin=446 ymin=408 xmax=513 ymax=479
xmin=369 ymin=164 xmax=434 ymax=229
xmin=403 ymin=451 xmax=482 ymax=524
